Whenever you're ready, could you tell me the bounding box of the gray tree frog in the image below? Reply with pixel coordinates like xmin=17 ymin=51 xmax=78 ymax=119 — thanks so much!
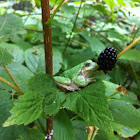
xmin=54 ymin=60 xmax=98 ymax=91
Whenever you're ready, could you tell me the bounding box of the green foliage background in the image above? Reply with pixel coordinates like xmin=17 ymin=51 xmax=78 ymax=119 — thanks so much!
xmin=0 ymin=0 xmax=140 ymax=140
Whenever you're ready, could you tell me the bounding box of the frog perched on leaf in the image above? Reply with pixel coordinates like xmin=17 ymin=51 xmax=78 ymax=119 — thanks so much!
xmin=54 ymin=60 xmax=98 ymax=91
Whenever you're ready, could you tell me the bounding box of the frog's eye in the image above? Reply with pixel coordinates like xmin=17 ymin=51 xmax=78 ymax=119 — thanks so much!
xmin=85 ymin=62 xmax=91 ymax=67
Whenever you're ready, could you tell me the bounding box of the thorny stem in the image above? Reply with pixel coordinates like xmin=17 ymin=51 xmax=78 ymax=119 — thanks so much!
xmin=4 ymin=65 xmax=23 ymax=95
xmin=0 ymin=76 xmax=23 ymax=94
xmin=41 ymin=0 xmax=53 ymax=139
xmin=117 ymin=37 xmax=140 ymax=58
xmin=63 ymin=0 xmax=83 ymax=55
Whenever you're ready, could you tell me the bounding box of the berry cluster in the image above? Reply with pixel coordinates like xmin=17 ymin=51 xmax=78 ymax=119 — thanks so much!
xmin=97 ymin=47 xmax=117 ymax=73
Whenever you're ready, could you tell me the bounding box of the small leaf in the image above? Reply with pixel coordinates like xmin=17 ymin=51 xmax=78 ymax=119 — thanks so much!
xmin=0 ymin=47 xmax=13 ymax=66
xmin=109 ymin=99 xmax=140 ymax=129
xmin=3 ymin=92 xmax=43 ymax=127
xmin=28 ymin=73 xmax=58 ymax=96
xmin=53 ymin=109 xmax=75 ymax=140
xmin=44 ymin=92 xmax=61 ymax=115
xmin=119 ymin=49 xmax=140 ymax=63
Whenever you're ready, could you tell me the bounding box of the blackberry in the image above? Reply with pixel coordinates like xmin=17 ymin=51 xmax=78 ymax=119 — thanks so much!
xmin=97 ymin=47 xmax=117 ymax=73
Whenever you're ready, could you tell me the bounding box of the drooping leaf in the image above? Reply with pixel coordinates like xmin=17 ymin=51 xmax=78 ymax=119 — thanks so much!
xmin=0 ymin=90 xmax=28 ymax=140
xmin=17 ymin=128 xmax=45 ymax=140
xmin=64 ymin=80 xmax=113 ymax=132
xmin=109 ymin=99 xmax=140 ymax=129
xmin=112 ymin=122 xmax=139 ymax=138
xmin=72 ymin=120 xmax=88 ymax=140
xmin=3 ymin=92 xmax=43 ymax=127
xmin=0 ymin=63 xmax=34 ymax=93
xmin=44 ymin=92 xmax=61 ymax=115
xmin=0 ymin=14 xmax=26 ymax=42
xmin=53 ymin=109 xmax=75 ymax=140
xmin=25 ymin=45 xmax=62 ymax=74
xmin=0 ymin=47 xmax=13 ymax=66
xmin=0 ymin=42 xmax=24 ymax=64
xmin=28 ymin=73 xmax=58 ymax=96
xmin=119 ymin=49 xmax=140 ymax=63
xmin=103 ymin=0 xmax=117 ymax=12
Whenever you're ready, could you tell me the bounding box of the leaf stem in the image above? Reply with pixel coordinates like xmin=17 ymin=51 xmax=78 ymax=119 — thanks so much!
xmin=117 ymin=37 xmax=140 ymax=58
xmin=108 ymin=91 xmax=118 ymax=98
xmin=4 ymin=65 xmax=23 ymax=95
xmin=0 ymin=76 xmax=23 ymax=94
xmin=90 ymin=126 xmax=98 ymax=140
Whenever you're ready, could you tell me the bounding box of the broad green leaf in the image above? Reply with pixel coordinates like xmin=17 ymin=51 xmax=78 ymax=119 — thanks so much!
xmin=103 ymin=80 xmax=119 ymax=97
xmin=28 ymin=73 xmax=58 ymax=96
xmin=72 ymin=120 xmax=88 ymax=140
xmin=0 ymin=90 xmax=28 ymax=140
xmin=0 ymin=14 xmax=26 ymax=42
xmin=0 ymin=90 xmax=13 ymax=126
xmin=0 ymin=47 xmax=13 ymax=66
xmin=0 ymin=42 xmax=24 ymax=64
xmin=62 ymin=4 xmax=75 ymax=16
xmin=119 ymin=49 xmax=140 ymax=63
xmin=0 ymin=126 xmax=28 ymax=140
xmin=3 ymin=92 xmax=43 ymax=127
xmin=64 ymin=80 xmax=113 ymax=132
xmin=44 ymin=92 xmax=61 ymax=115
xmin=112 ymin=122 xmax=139 ymax=138
xmin=25 ymin=45 xmax=62 ymax=74
xmin=95 ymin=130 xmax=119 ymax=140
xmin=0 ymin=63 xmax=34 ymax=93
xmin=53 ymin=109 xmax=75 ymax=140
xmin=103 ymin=0 xmax=117 ymax=12
xmin=79 ymin=32 xmax=106 ymax=55
xmin=17 ymin=128 xmax=45 ymax=140
xmin=109 ymin=99 xmax=140 ymax=129
xmin=117 ymin=0 xmax=126 ymax=6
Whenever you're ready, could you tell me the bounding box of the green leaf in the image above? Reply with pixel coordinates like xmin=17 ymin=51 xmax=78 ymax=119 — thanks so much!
xmin=95 ymin=130 xmax=119 ymax=140
xmin=103 ymin=0 xmax=117 ymax=12
xmin=0 ymin=63 xmax=34 ymax=93
xmin=112 ymin=122 xmax=139 ymax=138
xmin=44 ymin=92 xmax=61 ymax=115
xmin=0 ymin=125 xmax=28 ymax=140
xmin=72 ymin=120 xmax=88 ymax=140
xmin=53 ymin=109 xmax=75 ymax=140
xmin=0 ymin=47 xmax=13 ymax=66
xmin=64 ymin=80 xmax=113 ymax=132
xmin=0 ymin=90 xmax=28 ymax=140
xmin=119 ymin=49 xmax=140 ymax=63
xmin=0 ymin=14 xmax=26 ymax=42
xmin=25 ymin=45 xmax=62 ymax=74
xmin=28 ymin=73 xmax=58 ymax=96
xmin=109 ymin=99 xmax=140 ymax=129
xmin=79 ymin=32 xmax=106 ymax=55
xmin=3 ymin=92 xmax=43 ymax=127
xmin=0 ymin=42 xmax=24 ymax=64
xmin=17 ymin=128 xmax=45 ymax=140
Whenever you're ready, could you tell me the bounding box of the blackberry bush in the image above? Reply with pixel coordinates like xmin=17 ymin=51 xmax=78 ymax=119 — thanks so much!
xmin=97 ymin=47 xmax=117 ymax=72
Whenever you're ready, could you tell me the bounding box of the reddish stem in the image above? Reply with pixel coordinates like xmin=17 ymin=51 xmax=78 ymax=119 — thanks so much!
xmin=41 ymin=0 xmax=53 ymax=139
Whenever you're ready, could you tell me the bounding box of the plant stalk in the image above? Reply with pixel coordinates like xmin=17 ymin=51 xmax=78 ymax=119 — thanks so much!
xmin=0 ymin=76 xmax=22 ymax=94
xmin=4 ymin=65 xmax=23 ymax=95
xmin=117 ymin=37 xmax=140 ymax=58
xmin=41 ymin=0 xmax=53 ymax=139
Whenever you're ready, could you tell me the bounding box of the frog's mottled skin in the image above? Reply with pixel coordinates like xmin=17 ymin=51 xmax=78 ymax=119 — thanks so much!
xmin=54 ymin=60 xmax=97 ymax=91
